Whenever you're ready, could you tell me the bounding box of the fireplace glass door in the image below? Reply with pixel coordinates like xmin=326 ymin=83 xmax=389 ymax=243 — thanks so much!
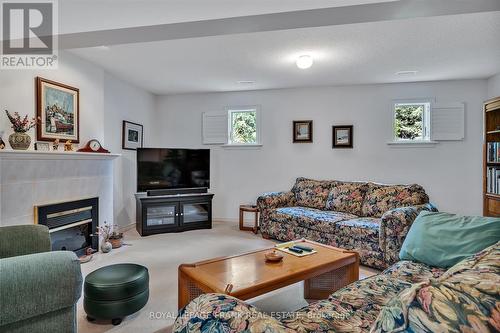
xmin=50 ymin=223 xmax=91 ymax=252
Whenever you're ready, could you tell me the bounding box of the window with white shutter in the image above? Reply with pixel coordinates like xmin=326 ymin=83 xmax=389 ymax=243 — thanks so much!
xmin=202 ymin=112 xmax=227 ymax=144
xmin=202 ymin=106 xmax=262 ymax=146
xmin=392 ymin=100 xmax=431 ymax=142
xmin=390 ymin=99 xmax=465 ymax=145
xmin=431 ymin=103 xmax=465 ymax=141
xmin=226 ymin=106 xmax=261 ymax=145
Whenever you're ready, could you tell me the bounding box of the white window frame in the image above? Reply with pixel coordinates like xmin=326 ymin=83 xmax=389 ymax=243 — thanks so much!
xmin=225 ymin=105 xmax=262 ymax=147
xmin=390 ymin=99 xmax=437 ymax=146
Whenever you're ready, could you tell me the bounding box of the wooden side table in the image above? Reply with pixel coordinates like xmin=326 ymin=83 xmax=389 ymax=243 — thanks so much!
xmin=239 ymin=205 xmax=259 ymax=234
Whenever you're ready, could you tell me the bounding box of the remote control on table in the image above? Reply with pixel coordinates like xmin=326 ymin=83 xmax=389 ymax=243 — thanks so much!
xmin=293 ymin=244 xmax=313 ymax=252
xmin=287 ymin=247 xmax=303 ymax=254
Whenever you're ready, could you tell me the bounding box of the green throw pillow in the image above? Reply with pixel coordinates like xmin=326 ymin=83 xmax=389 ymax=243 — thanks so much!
xmin=399 ymin=211 xmax=500 ymax=268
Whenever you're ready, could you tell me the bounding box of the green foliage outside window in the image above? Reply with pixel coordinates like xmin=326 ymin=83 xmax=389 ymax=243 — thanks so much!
xmin=231 ymin=111 xmax=257 ymax=143
xmin=394 ymin=104 xmax=424 ymax=140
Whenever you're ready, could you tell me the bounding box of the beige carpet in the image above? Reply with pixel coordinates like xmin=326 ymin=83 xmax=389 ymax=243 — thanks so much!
xmin=77 ymin=221 xmax=378 ymax=333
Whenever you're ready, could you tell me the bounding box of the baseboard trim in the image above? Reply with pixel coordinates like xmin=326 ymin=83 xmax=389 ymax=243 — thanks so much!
xmin=213 ymin=218 xmax=238 ymax=224
xmin=117 ymin=222 xmax=136 ymax=232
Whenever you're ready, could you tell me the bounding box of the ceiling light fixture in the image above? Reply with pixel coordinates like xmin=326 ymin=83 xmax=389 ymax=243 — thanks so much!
xmin=237 ymin=80 xmax=255 ymax=84
xmin=396 ymin=70 xmax=418 ymax=76
xmin=296 ymin=55 xmax=314 ymax=69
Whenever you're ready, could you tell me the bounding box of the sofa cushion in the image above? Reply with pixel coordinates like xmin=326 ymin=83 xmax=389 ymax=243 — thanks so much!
xmin=335 ymin=218 xmax=380 ymax=242
xmin=399 ymin=211 xmax=500 ymax=268
xmin=325 ymin=182 xmax=369 ymax=215
xmin=382 ymin=260 xmax=446 ymax=284
xmin=291 ymin=178 xmax=338 ymax=209
xmin=361 ymin=183 xmax=428 ymax=218
xmin=271 ymin=207 xmax=356 ymax=232
xmin=371 ymin=242 xmax=500 ymax=333
xmin=282 ymin=275 xmax=411 ymax=332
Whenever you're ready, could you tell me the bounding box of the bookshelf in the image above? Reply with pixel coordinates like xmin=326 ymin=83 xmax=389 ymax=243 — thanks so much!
xmin=483 ymin=96 xmax=500 ymax=216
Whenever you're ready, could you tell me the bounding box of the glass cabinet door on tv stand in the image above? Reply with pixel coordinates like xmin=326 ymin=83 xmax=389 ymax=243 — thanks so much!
xmin=181 ymin=200 xmax=210 ymax=225
xmin=145 ymin=203 xmax=178 ymax=228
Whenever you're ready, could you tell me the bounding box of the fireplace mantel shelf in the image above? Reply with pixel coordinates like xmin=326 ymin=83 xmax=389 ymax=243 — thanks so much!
xmin=0 ymin=150 xmax=121 ymax=160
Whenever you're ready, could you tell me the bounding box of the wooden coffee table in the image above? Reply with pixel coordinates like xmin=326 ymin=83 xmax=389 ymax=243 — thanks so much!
xmin=178 ymin=239 xmax=359 ymax=309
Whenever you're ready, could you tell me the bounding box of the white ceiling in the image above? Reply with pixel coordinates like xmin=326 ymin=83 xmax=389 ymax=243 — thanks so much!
xmin=70 ymin=11 xmax=500 ymax=95
xmin=59 ymin=0 xmax=396 ymax=34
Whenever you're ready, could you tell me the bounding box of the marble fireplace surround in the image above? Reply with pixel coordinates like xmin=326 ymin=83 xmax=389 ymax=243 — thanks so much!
xmin=0 ymin=151 xmax=120 ymax=228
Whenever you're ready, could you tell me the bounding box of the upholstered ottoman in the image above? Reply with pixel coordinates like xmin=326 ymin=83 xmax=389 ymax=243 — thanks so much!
xmin=84 ymin=263 xmax=149 ymax=325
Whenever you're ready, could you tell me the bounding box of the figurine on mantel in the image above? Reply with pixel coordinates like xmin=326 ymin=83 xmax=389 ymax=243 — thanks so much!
xmin=64 ymin=140 xmax=73 ymax=151
xmin=52 ymin=139 xmax=60 ymax=151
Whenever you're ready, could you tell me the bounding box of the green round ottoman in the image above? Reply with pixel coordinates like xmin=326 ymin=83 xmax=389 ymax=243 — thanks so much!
xmin=84 ymin=263 xmax=149 ymax=325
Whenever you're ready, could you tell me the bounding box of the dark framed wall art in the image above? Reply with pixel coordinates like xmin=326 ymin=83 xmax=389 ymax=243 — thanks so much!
xmin=293 ymin=120 xmax=313 ymax=143
xmin=332 ymin=125 xmax=353 ymax=148
xmin=122 ymin=121 xmax=144 ymax=150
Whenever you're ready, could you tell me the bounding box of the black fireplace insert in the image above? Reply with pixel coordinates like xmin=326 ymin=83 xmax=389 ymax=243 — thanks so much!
xmin=35 ymin=197 xmax=98 ymax=256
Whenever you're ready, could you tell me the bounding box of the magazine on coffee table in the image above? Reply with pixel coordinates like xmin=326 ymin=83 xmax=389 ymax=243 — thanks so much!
xmin=275 ymin=239 xmax=318 ymax=257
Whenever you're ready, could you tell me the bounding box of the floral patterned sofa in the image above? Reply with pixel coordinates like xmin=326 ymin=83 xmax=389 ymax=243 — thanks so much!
xmin=173 ymin=242 xmax=500 ymax=333
xmin=257 ymin=178 xmax=435 ymax=269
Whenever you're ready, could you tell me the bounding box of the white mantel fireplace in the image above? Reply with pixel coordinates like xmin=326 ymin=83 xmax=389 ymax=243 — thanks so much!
xmin=0 ymin=150 xmax=119 ymax=228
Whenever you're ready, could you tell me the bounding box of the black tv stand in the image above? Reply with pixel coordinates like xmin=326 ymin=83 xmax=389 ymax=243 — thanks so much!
xmin=147 ymin=187 xmax=208 ymax=196
xmin=135 ymin=190 xmax=214 ymax=236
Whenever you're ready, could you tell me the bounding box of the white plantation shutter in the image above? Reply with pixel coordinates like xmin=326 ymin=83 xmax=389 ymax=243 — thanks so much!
xmin=431 ymin=103 xmax=465 ymax=140
xmin=202 ymin=112 xmax=228 ymax=144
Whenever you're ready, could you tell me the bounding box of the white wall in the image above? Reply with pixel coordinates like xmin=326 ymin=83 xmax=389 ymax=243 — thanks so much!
xmin=0 ymin=51 xmax=156 ymax=228
xmin=103 ymin=72 xmax=156 ymax=228
xmin=487 ymin=73 xmax=500 ymax=99
xmin=155 ymin=80 xmax=487 ymax=219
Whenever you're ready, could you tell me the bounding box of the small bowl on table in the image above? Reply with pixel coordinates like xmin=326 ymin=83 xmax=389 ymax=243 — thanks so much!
xmin=265 ymin=250 xmax=284 ymax=262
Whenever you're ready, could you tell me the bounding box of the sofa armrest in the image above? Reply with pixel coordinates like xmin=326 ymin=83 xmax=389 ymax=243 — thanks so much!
xmin=380 ymin=203 xmax=437 ymax=265
xmin=0 ymin=251 xmax=82 ymax=327
xmin=256 ymin=191 xmax=296 ymax=211
xmin=0 ymin=225 xmax=51 ymax=259
xmin=257 ymin=192 xmax=296 ymax=236
xmin=174 ymin=293 xmax=291 ymax=333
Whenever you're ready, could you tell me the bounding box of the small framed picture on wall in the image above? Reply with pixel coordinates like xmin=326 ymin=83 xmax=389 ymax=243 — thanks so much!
xmin=122 ymin=121 xmax=143 ymax=150
xmin=332 ymin=125 xmax=353 ymax=148
xmin=293 ymin=120 xmax=313 ymax=143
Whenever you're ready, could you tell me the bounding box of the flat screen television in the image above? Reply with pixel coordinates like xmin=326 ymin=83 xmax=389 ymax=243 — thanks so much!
xmin=137 ymin=148 xmax=210 ymax=192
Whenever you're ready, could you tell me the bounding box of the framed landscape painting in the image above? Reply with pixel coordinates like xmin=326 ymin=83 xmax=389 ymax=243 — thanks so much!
xmin=332 ymin=125 xmax=353 ymax=148
xmin=122 ymin=120 xmax=143 ymax=150
xmin=36 ymin=77 xmax=80 ymax=143
xmin=293 ymin=120 xmax=313 ymax=143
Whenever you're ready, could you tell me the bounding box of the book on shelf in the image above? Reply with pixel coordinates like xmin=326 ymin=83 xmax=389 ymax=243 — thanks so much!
xmin=487 ymin=142 xmax=500 ymax=163
xmin=486 ymin=166 xmax=500 ymax=195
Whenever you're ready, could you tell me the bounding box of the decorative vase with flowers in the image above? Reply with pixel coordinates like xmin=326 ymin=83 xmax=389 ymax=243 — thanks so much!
xmin=109 ymin=231 xmax=124 ymax=249
xmin=5 ymin=110 xmax=38 ymax=150
xmin=91 ymin=222 xmax=123 ymax=253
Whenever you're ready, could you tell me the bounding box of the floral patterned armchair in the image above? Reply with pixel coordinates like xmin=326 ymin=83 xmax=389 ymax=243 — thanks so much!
xmin=174 ymin=242 xmax=500 ymax=333
xmin=256 ymin=178 xmax=436 ymax=269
